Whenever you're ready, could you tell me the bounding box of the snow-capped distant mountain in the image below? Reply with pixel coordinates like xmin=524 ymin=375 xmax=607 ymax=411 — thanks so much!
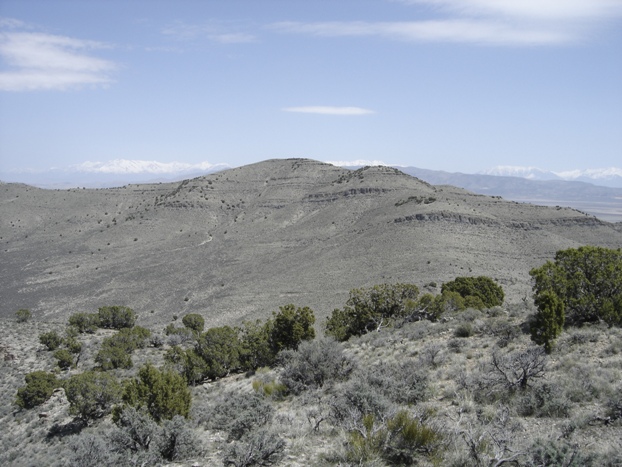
xmin=555 ymin=167 xmax=622 ymax=188
xmin=479 ymin=166 xmax=561 ymax=181
xmin=481 ymin=166 xmax=622 ymax=188
xmin=0 ymin=159 xmax=230 ymax=188
xmin=72 ymin=159 xmax=229 ymax=175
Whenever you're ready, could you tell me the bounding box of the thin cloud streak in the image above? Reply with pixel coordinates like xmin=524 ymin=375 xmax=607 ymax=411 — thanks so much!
xmin=283 ymin=106 xmax=375 ymax=116
xmin=0 ymin=29 xmax=117 ymax=91
xmin=162 ymin=21 xmax=256 ymax=43
xmin=272 ymin=20 xmax=570 ymax=45
xmin=397 ymin=0 xmax=622 ymax=20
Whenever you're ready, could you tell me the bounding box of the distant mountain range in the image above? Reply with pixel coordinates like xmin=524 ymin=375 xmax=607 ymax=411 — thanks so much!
xmin=479 ymin=165 xmax=622 ymax=188
xmin=1 ymin=159 xmax=621 ymax=222
xmin=395 ymin=167 xmax=622 ymax=223
xmin=2 ymin=158 xmax=621 ymax=323
xmin=2 ymin=160 xmax=621 ymax=188
xmin=0 ymin=159 xmax=230 ymax=189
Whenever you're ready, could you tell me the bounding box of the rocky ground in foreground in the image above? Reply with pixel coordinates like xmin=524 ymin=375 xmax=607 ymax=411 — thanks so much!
xmin=1 ymin=298 xmax=621 ymax=466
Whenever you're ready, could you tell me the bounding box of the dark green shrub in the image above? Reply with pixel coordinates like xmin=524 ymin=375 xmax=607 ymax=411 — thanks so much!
xmin=430 ymin=290 xmax=466 ymax=315
xmin=279 ymin=338 xmax=355 ymax=394
xmin=530 ymin=246 xmax=622 ymax=326
xmin=441 ymin=276 xmax=505 ymax=309
xmin=325 ymin=283 xmax=419 ymax=341
xmin=15 ymin=308 xmax=31 ymax=323
xmin=39 ymin=330 xmax=63 ymax=350
xmin=15 ymin=371 xmax=59 ymax=409
xmin=164 ymin=346 xmax=209 ymax=386
xmin=530 ymin=290 xmax=565 ymax=353
xmin=95 ymin=343 xmax=133 ymax=370
xmin=54 ymin=348 xmax=74 ymax=370
xmin=454 ymin=323 xmax=474 ymax=338
xmin=239 ymin=319 xmax=275 ymax=371
xmin=95 ymin=326 xmax=152 ymax=370
xmin=64 ymin=371 xmax=122 ymax=422
xmin=65 ymin=336 xmax=83 ymax=354
xmin=269 ymin=304 xmax=315 ymax=353
xmin=68 ymin=312 xmax=100 ymax=333
xmin=98 ymin=305 xmax=136 ymax=329
xmin=121 ymin=364 xmax=191 ymax=422
xmin=181 ymin=313 xmax=204 ymax=333
xmin=195 ymin=326 xmax=242 ymax=379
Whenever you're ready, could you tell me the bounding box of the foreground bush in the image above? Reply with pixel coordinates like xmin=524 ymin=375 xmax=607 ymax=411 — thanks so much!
xmin=95 ymin=326 xmax=151 ymax=370
xmin=53 ymin=348 xmax=74 ymax=370
xmin=441 ymin=275 xmax=505 ymax=309
xmin=15 ymin=308 xmax=31 ymax=323
xmin=164 ymin=346 xmax=209 ymax=386
xmin=530 ymin=290 xmax=565 ymax=352
xmin=39 ymin=330 xmax=63 ymax=351
xmin=223 ymin=428 xmax=285 ymax=467
xmin=121 ymin=364 xmax=191 ymax=422
xmin=64 ymin=371 xmax=122 ymax=423
xmin=268 ymin=304 xmax=316 ymax=353
xmin=345 ymin=410 xmax=443 ymax=465
xmin=85 ymin=407 xmax=202 ymax=465
xmin=67 ymin=433 xmax=119 ymax=467
xmin=278 ymin=338 xmax=355 ymax=394
xmin=15 ymin=371 xmax=59 ymax=409
xmin=182 ymin=313 xmax=205 ymax=333
xmin=98 ymin=305 xmax=137 ymax=329
xmin=201 ymin=390 xmax=274 ymax=441
xmin=68 ymin=312 xmax=100 ymax=334
xmin=325 ymin=283 xmax=420 ymax=341
xmin=530 ymin=246 xmax=622 ymax=326
xmin=195 ymin=326 xmax=243 ymax=379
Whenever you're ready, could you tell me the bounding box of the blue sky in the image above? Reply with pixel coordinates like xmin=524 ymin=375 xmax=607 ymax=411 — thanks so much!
xmin=0 ymin=0 xmax=621 ymax=178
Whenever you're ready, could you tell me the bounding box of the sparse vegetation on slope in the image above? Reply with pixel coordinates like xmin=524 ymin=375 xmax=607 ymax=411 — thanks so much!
xmin=2 ymin=159 xmax=622 ymax=466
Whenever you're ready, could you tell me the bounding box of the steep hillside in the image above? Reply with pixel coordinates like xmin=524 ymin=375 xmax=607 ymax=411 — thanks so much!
xmin=1 ymin=159 xmax=620 ymax=328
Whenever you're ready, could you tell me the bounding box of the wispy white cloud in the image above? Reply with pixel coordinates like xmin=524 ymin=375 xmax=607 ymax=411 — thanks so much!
xmin=325 ymin=159 xmax=389 ymax=167
xmin=0 ymin=21 xmax=117 ymax=91
xmin=273 ymin=20 xmax=568 ymax=45
xmin=396 ymin=0 xmax=622 ymax=20
xmin=274 ymin=0 xmax=622 ymax=46
xmin=162 ymin=21 xmax=256 ymax=43
xmin=283 ymin=106 xmax=375 ymax=116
